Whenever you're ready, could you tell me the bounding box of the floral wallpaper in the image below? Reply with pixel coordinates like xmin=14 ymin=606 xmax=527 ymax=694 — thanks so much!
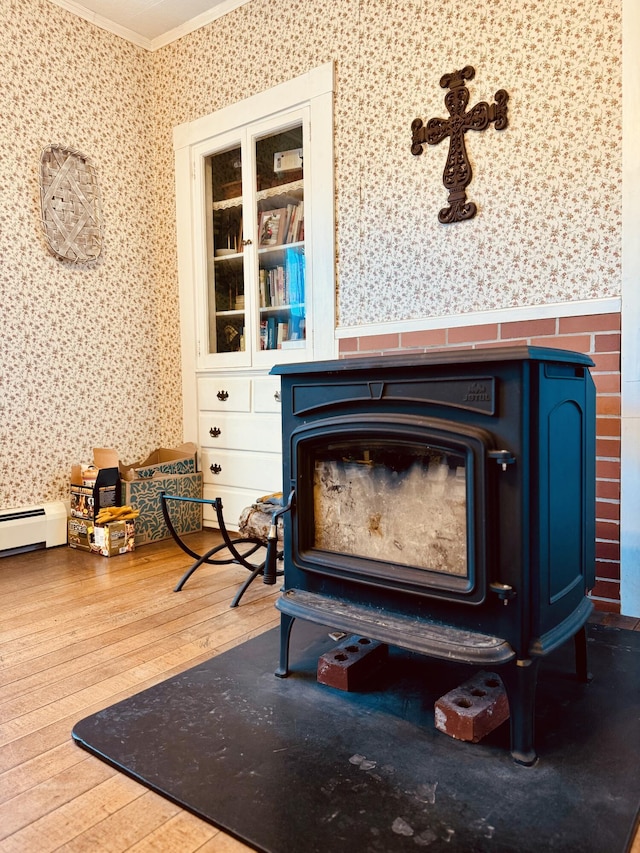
xmin=0 ymin=0 xmax=182 ymax=508
xmin=0 ymin=0 xmax=622 ymax=510
xmin=153 ymin=0 xmax=622 ymax=326
xmin=340 ymin=0 xmax=622 ymax=324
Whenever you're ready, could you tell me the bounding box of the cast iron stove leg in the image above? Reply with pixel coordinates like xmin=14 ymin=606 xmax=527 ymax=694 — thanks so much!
xmin=574 ymin=626 xmax=593 ymax=683
xmin=500 ymin=657 xmax=541 ymax=766
xmin=275 ymin=613 xmax=296 ymax=678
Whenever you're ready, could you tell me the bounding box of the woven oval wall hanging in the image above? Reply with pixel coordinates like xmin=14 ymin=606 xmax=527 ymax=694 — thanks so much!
xmin=39 ymin=144 xmax=103 ymax=263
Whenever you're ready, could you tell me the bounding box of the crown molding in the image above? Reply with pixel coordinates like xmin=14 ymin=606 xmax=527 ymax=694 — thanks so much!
xmin=46 ymin=0 xmax=252 ymax=51
xmin=150 ymin=0 xmax=252 ymax=50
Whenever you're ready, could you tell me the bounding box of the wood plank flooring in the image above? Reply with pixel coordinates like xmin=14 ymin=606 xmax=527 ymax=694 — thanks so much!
xmin=0 ymin=531 xmax=276 ymax=851
xmin=1 ymin=533 xmax=639 ymax=852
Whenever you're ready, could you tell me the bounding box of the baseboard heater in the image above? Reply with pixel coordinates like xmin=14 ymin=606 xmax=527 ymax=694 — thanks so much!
xmin=0 ymin=502 xmax=67 ymax=557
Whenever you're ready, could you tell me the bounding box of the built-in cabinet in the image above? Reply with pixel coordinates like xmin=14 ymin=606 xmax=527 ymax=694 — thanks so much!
xmin=174 ymin=64 xmax=336 ymax=528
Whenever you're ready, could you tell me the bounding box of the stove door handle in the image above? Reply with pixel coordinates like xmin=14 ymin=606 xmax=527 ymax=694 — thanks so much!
xmin=488 ymin=449 xmax=516 ymax=471
xmin=490 ymin=581 xmax=516 ymax=605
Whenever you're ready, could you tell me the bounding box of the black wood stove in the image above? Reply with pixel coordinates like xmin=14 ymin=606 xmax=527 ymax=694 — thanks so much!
xmin=267 ymin=346 xmax=596 ymax=764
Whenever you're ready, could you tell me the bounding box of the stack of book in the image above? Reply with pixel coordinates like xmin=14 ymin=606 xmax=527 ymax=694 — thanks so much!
xmin=259 ymin=252 xmax=305 ymax=308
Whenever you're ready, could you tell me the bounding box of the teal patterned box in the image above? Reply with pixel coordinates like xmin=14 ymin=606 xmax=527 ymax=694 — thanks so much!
xmin=120 ymin=443 xmax=197 ymax=481
xmin=123 ymin=472 xmax=203 ymax=545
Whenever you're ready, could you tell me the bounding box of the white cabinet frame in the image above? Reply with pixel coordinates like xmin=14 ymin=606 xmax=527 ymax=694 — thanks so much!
xmin=174 ymin=61 xmax=336 ymax=450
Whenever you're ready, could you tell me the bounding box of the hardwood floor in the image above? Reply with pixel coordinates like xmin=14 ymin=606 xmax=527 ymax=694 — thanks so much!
xmin=0 ymin=531 xmax=277 ymax=851
xmin=1 ymin=534 xmax=639 ymax=852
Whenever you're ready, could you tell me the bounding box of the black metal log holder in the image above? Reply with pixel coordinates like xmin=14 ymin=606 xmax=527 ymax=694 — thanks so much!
xmin=160 ymin=492 xmax=283 ymax=608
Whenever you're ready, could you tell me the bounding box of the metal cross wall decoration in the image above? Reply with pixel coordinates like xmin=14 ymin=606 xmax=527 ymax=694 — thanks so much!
xmin=411 ymin=66 xmax=508 ymax=224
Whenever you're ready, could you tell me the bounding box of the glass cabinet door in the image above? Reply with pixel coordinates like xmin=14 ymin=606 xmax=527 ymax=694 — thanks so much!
xmin=254 ymin=124 xmax=306 ymax=354
xmin=203 ymin=123 xmax=307 ymax=365
xmin=186 ymin=79 xmax=335 ymax=372
xmin=206 ymin=145 xmax=246 ymax=356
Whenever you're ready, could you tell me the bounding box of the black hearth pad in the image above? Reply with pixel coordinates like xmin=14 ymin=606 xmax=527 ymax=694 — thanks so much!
xmin=72 ymin=622 xmax=640 ymax=853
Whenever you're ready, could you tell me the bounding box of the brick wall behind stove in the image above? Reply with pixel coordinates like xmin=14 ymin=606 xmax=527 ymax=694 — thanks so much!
xmin=338 ymin=312 xmax=622 ymax=613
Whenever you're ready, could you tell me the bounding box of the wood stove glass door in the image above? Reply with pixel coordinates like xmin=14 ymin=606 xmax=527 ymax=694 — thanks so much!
xmin=291 ymin=416 xmax=491 ymax=603
xmin=312 ymin=438 xmax=468 ymax=578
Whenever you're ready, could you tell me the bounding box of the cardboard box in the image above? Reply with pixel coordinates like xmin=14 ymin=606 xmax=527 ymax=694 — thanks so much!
xmin=91 ymin=519 xmax=136 ymax=557
xmin=122 ymin=471 xmax=203 ymax=545
xmin=120 ymin=443 xmax=197 ymax=481
xmin=70 ymin=467 xmax=121 ymax=519
xmin=68 ymin=517 xmax=93 ymax=551
xmin=68 ymin=517 xmax=136 ymax=557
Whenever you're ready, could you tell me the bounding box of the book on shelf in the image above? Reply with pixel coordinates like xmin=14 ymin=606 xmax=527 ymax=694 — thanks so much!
xmin=287 ymin=251 xmax=305 ymax=306
xmin=258 ymin=251 xmax=306 ymax=309
xmin=284 ymin=201 xmax=304 ymax=244
xmin=277 ymin=266 xmax=285 ymax=305
xmin=267 ymin=316 xmax=277 ymax=349
xmin=259 ymin=268 xmax=268 ymax=307
xmin=292 ymin=201 xmax=304 ymax=243
xmin=264 ymin=267 xmax=277 ymax=307
xmin=260 ymin=265 xmax=283 ymax=307
xmin=277 ymin=322 xmax=289 ymax=348
xmin=260 ymin=316 xmax=297 ymax=350
xmin=283 ymin=203 xmax=296 ymax=244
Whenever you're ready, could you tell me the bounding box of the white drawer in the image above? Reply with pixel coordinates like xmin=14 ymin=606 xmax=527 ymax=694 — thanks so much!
xmin=254 ymin=377 xmax=282 ymax=413
xmin=202 ymin=485 xmax=269 ymax=531
xmin=198 ymin=376 xmax=250 ymax=412
xmin=199 ymin=412 xmax=281 ymax=453
xmin=201 ymin=448 xmax=282 ymax=493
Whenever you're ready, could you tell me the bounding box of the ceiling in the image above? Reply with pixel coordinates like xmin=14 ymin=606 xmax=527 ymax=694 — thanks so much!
xmin=48 ymin=0 xmax=251 ymax=50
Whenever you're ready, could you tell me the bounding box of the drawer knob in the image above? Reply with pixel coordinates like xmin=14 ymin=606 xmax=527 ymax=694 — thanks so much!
xmin=210 ymin=463 xmax=222 ymax=475
xmin=209 ymin=426 xmax=221 ymax=438
xmin=217 ymin=390 xmax=229 ymax=401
